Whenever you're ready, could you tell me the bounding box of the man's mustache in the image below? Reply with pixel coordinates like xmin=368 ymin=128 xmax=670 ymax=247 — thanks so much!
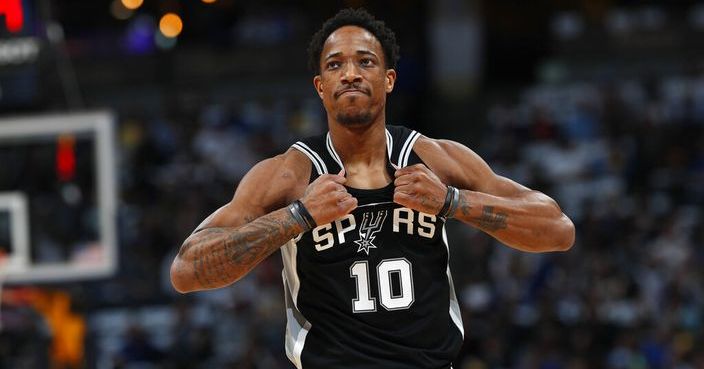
xmin=334 ymin=86 xmax=371 ymax=98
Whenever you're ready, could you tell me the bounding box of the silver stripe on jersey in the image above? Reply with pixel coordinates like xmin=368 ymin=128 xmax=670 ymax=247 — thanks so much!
xmin=284 ymin=280 xmax=312 ymax=369
xmin=292 ymin=142 xmax=328 ymax=175
xmin=397 ymin=130 xmax=420 ymax=168
xmin=281 ymin=238 xmax=301 ymax=306
xmin=282 ymin=238 xmax=311 ymax=368
xmin=442 ymin=225 xmax=465 ymax=338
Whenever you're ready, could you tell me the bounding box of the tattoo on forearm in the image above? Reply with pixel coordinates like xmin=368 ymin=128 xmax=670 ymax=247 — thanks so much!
xmin=185 ymin=209 xmax=300 ymax=289
xmin=192 ymin=246 xmax=231 ymax=288
xmin=475 ymin=206 xmax=508 ymax=231
xmin=459 ymin=193 xmax=472 ymax=216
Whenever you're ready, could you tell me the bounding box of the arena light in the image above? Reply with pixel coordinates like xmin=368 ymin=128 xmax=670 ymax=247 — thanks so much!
xmin=110 ymin=0 xmax=133 ymax=20
xmin=159 ymin=13 xmax=182 ymax=38
xmin=56 ymin=134 xmax=76 ymax=182
xmin=121 ymin=0 xmax=143 ymax=10
xmin=201 ymin=0 xmax=217 ymax=3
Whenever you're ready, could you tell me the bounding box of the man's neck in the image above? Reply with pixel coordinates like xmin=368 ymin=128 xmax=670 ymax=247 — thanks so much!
xmin=328 ymin=120 xmax=387 ymax=166
xmin=328 ymin=119 xmax=392 ymax=189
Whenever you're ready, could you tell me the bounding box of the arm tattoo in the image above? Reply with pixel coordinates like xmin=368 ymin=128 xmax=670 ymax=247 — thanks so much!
xmin=183 ymin=209 xmax=300 ymax=289
xmin=458 ymin=193 xmax=472 ymax=217
xmin=474 ymin=206 xmax=508 ymax=231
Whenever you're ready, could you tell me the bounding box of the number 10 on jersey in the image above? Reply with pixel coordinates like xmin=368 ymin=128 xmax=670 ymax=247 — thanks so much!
xmin=350 ymin=258 xmax=415 ymax=313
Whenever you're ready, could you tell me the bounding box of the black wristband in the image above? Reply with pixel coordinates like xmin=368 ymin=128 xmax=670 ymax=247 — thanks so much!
xmin=437 ymin=185 xmax=459 ymax=219
xmin=446 ymin=186 xmax=460 ymax=219
xmin=293 ymin=200 xmax=317 ymax=229
xmin=437 ymin=185 xmax=453 ymax=218
xmin=288 ymin=203 xmax=310 ymax=231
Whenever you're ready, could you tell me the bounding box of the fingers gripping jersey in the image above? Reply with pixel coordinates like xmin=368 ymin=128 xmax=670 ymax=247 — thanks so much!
xmin=283 ymin=126 xmax=463 ymax=369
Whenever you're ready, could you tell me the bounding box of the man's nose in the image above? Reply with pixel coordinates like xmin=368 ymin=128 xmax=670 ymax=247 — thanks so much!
xmin=340 ymin=62 xmax=362 ymax=84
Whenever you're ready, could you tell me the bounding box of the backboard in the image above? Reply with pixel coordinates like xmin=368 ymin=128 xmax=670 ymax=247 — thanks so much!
xmin=0 ymin=111 xmax=117 ymax=283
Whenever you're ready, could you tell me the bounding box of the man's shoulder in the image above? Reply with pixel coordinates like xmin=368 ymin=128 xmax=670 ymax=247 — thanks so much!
xmin=411 ymin=135 xmax=471 ymax=183
xmin=411 ymin=135 xmax=444 ymax=162
xmin=236 ymin=148 xmax=311 ymax=209
xmin=258 ymin=148 xmax=312 ymax=186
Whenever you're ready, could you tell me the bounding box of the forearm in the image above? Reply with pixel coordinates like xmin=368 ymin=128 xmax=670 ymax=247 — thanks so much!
xmin=171 ymin=207 xmax=302 ymax=293
xmin=453 ymin=189 xmax=575 ymax=252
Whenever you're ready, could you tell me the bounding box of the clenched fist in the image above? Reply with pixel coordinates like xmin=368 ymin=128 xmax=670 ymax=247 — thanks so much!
xmin=300 ymin=169 xmax=358 ymax=225
xmin=393 ymin=164 xmax=448 ymax=215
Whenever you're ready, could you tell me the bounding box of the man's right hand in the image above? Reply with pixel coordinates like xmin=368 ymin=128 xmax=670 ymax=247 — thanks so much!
xmin=300 ymin=169 xmax=357 ymax=226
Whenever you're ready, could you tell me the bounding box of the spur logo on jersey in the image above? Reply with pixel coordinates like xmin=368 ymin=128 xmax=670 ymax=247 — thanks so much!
xmin=353 ymin=210 xmax=387 ymax=255
xmin=310 ymin=207 xmax=437 ymax=252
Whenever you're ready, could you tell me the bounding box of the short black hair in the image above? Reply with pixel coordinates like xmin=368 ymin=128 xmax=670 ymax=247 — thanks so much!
xmin=307 ymin=8 xmax=400 ymax=74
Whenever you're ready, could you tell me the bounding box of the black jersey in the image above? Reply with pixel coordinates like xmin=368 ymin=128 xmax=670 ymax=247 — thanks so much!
xmin=282 ymin=125 xmax=464 ymax=369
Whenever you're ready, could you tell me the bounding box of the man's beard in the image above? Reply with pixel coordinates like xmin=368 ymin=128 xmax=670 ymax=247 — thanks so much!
xmin=336 ymin=110 xmax=373 ymax=126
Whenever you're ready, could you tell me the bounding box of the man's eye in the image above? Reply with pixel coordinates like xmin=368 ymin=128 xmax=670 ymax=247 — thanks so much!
xmin=327 ymin=61 xmax=341 ymax=69
xmin=360 ymin=58 xmax=373 ymax=66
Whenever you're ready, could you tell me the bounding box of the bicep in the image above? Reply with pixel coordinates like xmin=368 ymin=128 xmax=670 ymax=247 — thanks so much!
xmin=191 ymin=202 xmax=259 ymax=234
xmin=430 ymin=138 xmax=531 ymax=198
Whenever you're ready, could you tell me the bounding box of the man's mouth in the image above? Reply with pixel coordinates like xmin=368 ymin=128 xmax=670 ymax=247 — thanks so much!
xmin=335 ymin=88 xmax=368 ymax=98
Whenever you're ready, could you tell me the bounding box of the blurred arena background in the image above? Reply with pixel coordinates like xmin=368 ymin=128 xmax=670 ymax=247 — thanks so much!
xmin=0 ymin=0 xmax=703 ymax=368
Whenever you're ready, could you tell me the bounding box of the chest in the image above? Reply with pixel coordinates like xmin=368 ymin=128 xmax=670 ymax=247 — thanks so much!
xmin=344 ymin=163 xmax=393 ymax=189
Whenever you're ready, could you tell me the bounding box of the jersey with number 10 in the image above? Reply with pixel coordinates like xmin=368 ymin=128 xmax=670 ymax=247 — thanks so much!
xmin=281 ymin=125 xmax=464 ymax=369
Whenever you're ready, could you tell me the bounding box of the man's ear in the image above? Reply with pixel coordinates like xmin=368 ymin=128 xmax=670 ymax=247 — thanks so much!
xmin=313 ymin=75 xmax=324 ymax=99
xmin=385 ymin=69 xmax=397 ymax=93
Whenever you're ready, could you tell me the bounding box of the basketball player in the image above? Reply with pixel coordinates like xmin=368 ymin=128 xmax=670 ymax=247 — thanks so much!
xmin=171 ymin=8 xmax=575 ymax=369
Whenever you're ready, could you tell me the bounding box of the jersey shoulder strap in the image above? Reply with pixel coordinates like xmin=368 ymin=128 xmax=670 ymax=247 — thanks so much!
xmin=386 ymin=124 xmax=423 ymax=167
xmin=291 ymin=132 xmax=333 ymax=183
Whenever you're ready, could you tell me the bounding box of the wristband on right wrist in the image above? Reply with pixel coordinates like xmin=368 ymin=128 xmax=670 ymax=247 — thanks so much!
xmin=289 ymin=200 xmax=317 ymax=231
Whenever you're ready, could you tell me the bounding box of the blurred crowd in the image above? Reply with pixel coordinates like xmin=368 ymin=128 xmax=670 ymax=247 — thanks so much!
xmin=2 ymin=72 xmax=704 ymax=368
xmin=455 ymin=75 xmax=704 ymax=369
xmin=2 ymin=2 xmax=704 ymax=367
xmin=0 ymin=75 xmax=702 ymax=369
xmin=84 ymin=73 xmax=704 ymax=369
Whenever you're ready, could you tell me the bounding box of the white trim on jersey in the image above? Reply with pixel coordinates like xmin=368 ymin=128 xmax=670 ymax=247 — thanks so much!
xmin=325 ymin=133 xmax=344 ymax=171
xmin=385 ymin=129 xmax=393 ymax=163
xmin=292 ymin=142 xmax=328 ymax=175
xmin=442 ymin=225 xmax=465 ymax=338
xmin=325 ymin=129 xmax=395 ymax=171
xmin=402 ymin=131 xmax=421 ymax=167
xmin=397 ymin=130 xmax=420 ymax=168
xmin=356 ymin=201 xmax=395 ymax=209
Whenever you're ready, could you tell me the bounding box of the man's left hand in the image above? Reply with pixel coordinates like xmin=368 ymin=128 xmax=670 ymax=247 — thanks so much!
xmin=393 ymin=164 xmax=448 ymax=215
